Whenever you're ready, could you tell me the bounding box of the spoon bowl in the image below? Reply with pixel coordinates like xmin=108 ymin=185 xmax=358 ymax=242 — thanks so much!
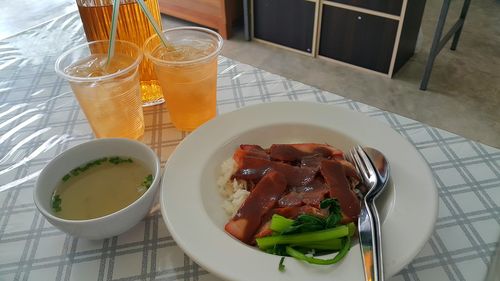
xmin=349 ymin=146 xmax=377 ymax=199
xmin=363 ymin=147 xmax=390 ymax=201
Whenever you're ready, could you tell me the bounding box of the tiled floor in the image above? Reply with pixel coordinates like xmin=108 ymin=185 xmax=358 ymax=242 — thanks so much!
xmin=1 ymin=0 xmax=499 ymax=147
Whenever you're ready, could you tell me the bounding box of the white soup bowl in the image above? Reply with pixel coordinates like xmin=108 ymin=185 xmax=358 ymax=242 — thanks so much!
xmin=34 ymin=138 xmax=160 ymax=240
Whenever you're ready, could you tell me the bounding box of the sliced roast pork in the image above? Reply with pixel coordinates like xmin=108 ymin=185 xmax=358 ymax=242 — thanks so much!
xmin=232 ymin=157 xmax=316 ymax=187
xmin=223 ymin=143 xmax=363 ymax=244
xmin=269 ymin=143 xmax=344 ymax=162
xmin=278 ymin=179 xmax=330 ymax=208
xmin=320 ymin=160 xmax=361 ymax=223
xmin=224 ymin=171 xmax=287 ymax=244
xmin=273 ymin=205 xmax=329 ymax=219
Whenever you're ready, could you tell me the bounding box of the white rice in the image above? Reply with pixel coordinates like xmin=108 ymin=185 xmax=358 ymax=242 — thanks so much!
xmin=217 ymin=158 xmax=249 ymax=216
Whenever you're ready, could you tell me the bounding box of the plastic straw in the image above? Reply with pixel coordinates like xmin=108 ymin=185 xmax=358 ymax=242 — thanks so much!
xmin=106 ymin=0 xmax=121 ymax=66
xmin=135 ymin=0 xmax=171 ymax=49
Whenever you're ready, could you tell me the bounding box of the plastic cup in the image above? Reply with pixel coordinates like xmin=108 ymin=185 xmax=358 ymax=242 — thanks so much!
xmin=55 ymin=40 xmax=145 ymax=140
xmin=144 ymin=27 xmax=223 ymax=131
xmin=76 ymin=0 xmax=165 ymax=107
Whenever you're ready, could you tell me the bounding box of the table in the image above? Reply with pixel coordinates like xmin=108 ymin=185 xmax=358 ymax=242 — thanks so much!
xmin=1 ymin=11 xmax=499 ymax=281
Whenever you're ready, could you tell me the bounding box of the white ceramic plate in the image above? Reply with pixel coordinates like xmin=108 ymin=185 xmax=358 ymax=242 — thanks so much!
xmin=160 ymin=102 xmax=438 ymax=281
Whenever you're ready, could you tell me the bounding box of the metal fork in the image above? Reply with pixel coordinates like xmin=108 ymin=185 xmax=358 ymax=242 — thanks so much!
xmin=346 ymin=146 xmax=384 ymax=281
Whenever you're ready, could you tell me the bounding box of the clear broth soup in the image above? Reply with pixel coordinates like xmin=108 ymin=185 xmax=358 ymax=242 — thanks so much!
xmin=52 ymin=156 xmax=152 ymax=220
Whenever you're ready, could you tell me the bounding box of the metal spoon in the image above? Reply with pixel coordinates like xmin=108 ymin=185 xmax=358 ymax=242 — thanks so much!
xmin=348 ymin=146 xmax=390 ymax=281
xmin=360 ymin=146 xmax=390 ymax=281
xmin=348 ymin=147 xmax=381 ymax=281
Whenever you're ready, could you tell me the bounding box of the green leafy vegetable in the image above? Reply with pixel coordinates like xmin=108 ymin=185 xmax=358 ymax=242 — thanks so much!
xmin=62 ymin=174 xmax=71 ymax=182
xmin=260 ymin=198 xmax=355 ymax=271
xmin=270 ymin=214 xmax=294 ymax=232
xmin=281 ymin=214 xmax=327 ymax=235
xmin=109 ymin=156 xmax=133 ymax=165
xmin=61 ymin=156 xmax=134 ymax=182
xmin=319 ymin=198 xmax=338 ymax=209
xmin=256 ymin=223 xmax=354 ymax=249
xmin=291 ymin=238 xmax=343 ymax=250
xmin=285 ymin=236 xmax=351 ymax=265
xmin=140 ymin=174 xmax=153 ymax=189
xmin=278 ymin=257 xmax=286 ymax=272
xmin=52 ymin=194 xmax=62 ymax=212
xmin=321 ymin=198 xmax=342 ymax=228
xmin=137 ymin=174 xmax=153 ymax=192
xmin=269 ymin=199 xmax=342 ymax=236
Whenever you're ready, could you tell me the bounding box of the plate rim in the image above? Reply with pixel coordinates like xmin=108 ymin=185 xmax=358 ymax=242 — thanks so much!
xmin=160 ymin=101 xmax=438 ymax=280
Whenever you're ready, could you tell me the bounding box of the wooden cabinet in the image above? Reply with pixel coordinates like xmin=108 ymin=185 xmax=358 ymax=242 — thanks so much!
xmin=319 ymin=5 xmax=398 ymax=74
xmin=252 ymin=0 xmax=317 ymax=55
xmin=251 ymin=0 xmax=426 ymax=77
xmin=329 ymin=0 xmax=403 ymax=16
xmin=158 ymin=0 xmax=242 ymax=39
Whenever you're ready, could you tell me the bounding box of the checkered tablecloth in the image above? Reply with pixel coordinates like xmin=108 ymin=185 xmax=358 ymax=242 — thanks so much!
xmin=0 ymin=12 xmax=499 ymax=281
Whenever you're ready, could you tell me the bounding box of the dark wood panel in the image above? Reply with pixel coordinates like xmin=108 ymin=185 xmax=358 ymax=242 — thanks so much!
xmin=328 ymin=0 xmax=403 ymax=16
xmin=394 ymin=0 xmax=427 ymax=74
xmin=319 ymin=5 xmax=398 ymax=74
xmin=253 ymin=0 xmax=315 ymax=53
xmin=158 ymin=0 xmax=242 ymax=39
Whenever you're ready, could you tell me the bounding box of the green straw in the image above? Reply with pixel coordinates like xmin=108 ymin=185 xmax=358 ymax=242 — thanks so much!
xmin=136 ymin=0 xmax=171 ymax=49
xmin=106 ymin=0 xmax=121 ymax=66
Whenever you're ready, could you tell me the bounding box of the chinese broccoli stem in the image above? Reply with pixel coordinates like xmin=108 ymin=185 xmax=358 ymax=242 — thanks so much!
xmin=285 ymin=236 xmax=351 ymax=265
xmin=292 ymin=238 xmax=343 ymax=250
xmin=256 ymin=223 xmax=355 ymax=250
xmin=270 ymin=214 xmax=294 ymax=232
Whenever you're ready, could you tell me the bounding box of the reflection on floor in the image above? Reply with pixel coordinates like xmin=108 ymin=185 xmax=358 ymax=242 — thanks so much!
xmin=1 ymin=0 xmax=499 ymax=147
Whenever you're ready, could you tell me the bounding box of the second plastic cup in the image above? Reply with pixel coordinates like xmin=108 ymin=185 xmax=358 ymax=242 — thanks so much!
xmin=55 ymin=40 xmax=145 ymax=140
xmin=144 ymin=27 xmax=223 ymax=132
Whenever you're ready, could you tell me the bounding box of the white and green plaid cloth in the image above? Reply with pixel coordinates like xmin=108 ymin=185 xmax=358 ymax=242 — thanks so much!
xmin=0 ymin=12 xmax=499 ymax=281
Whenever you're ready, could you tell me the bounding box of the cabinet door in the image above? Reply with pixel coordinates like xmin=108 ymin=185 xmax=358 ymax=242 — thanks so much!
xmin=253 ymin=0 xmax=315 ymax=53
xmin=328 ymin=0 xmax=403 ymax=16
xmin=319 ymin=5 xmax=398 ymax=74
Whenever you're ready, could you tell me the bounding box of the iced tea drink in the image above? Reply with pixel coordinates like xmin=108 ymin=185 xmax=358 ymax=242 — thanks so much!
xmin=144 ymin=27 xmax=223 ymax=131
xmin=55 ymin=40 xmax=144 ymax=139
xmin=77 ymin=0 xmax=164 ymax=106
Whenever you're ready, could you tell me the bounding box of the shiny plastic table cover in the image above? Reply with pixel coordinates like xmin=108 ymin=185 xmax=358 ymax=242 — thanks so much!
xmin=1 ymin=12 xmax=499 ymax=281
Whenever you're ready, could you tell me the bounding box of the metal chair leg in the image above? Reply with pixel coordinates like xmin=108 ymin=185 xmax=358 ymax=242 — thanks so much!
xmin=451 ymin=0 xmax=471 ymax=50
xmin=420 ymin=0 xmax=451 ymax=90
xmin=243 ymin=0 xmax=251 ymax=41
xmin=420 ymin=0 xmax=472 ymax=90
